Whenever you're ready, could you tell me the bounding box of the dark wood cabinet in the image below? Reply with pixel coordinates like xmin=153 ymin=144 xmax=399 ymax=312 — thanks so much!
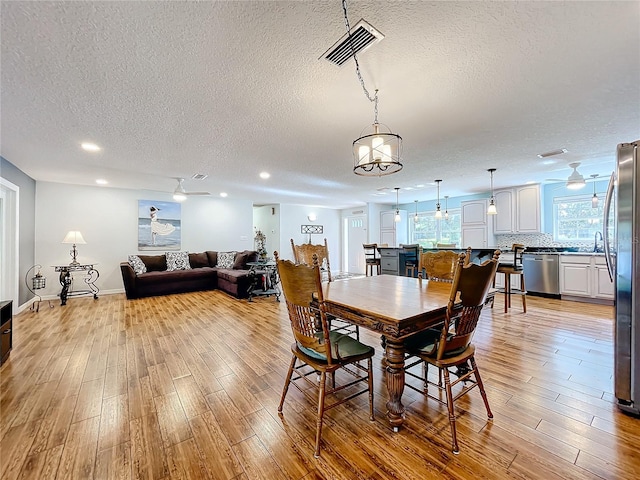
xmin=1 ymin=300 xmax=12 ymax=365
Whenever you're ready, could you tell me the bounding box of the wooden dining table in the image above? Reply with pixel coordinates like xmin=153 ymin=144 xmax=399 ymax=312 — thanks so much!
xmin=322 ymin=274 xmax=452 ymax=430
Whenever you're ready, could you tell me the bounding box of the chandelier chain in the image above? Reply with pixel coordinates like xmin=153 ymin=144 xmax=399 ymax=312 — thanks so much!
xmin=341 ymin=0 xmax=379 ymax=123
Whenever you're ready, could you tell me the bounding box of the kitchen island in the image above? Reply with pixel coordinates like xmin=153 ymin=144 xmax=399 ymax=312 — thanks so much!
xmin=377 ymin=247 xmax=498 ymax=276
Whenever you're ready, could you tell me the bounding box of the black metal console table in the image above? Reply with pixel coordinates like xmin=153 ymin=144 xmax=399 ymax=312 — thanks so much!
xmin=246 ymin=261 xmax=280 ymax=302
xmin=53 ymin=263 xmax=99 ymax=305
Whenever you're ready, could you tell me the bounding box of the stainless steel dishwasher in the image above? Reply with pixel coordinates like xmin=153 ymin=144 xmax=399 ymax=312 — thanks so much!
xmin=523 ymin=253 xmax=560 ymax=296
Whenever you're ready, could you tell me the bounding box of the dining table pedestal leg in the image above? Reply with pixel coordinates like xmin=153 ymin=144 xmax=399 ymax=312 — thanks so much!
xmin=384 ymin=338 xmax=406 ymax=430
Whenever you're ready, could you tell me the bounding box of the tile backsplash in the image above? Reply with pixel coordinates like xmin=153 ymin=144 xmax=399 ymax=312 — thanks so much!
xmin=494 ymin=233 xmax=597 ymax=252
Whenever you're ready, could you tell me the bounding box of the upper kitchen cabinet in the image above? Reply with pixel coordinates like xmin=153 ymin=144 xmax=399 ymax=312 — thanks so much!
xmin=380 ymin=210 xmax=407 ymax=247
xmin=461 ymin=199 xmax=495 ymax=248
xmin=493 ymin=184 xmax=542 ymax=234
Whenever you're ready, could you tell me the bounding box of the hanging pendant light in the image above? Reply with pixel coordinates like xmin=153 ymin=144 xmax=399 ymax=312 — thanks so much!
xmin=444 ymin=196 xmax=449 ymax=220
xmin=434 ymin=180 xmax=443 ymax=219
xmin=591 ymin=174 xmax=599 ymax=208
xmin=487 ymin=168 xmax=497 ymax=215
xmin=394 ymin=187 xmax=401 ymax=222
xmin=342 ymin=0 xmax=403 ymax=176
xmin=414 ymin=200 xmax=419 ymax=222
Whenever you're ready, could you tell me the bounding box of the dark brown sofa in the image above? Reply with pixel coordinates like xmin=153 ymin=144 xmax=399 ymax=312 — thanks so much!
xmin=120 ymin=250 xmax=258 ymax=299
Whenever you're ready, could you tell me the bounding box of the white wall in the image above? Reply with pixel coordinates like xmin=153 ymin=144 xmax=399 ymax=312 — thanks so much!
xmin=278 ymin=205 xmax=341 ymax=268
xmin=35 ymin=182 xmax=253 ymax=296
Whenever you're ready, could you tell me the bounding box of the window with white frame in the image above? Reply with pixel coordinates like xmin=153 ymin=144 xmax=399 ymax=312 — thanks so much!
xmin=411 ymin=209 xmax=461 ymax=248
xmin=553 ymin=195 xmax=607 ymax=242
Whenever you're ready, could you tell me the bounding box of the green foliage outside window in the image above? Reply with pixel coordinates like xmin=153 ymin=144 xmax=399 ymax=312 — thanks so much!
xmin=411 ymin=210 xmax=461 ymax=248
xmin=553 ymin=196 xmax=607 ymax=242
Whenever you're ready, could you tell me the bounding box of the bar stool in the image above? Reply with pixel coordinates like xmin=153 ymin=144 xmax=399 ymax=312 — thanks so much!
xmin=363 ymin=243 xmax=381 ymax=276
xmin=401 ymin=244 xmax=420 ymax=277
xmin=495 ymin=244 xmax=526 ymax=313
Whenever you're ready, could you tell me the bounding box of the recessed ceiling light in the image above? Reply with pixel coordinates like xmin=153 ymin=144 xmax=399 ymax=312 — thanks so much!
xmin=220 ymin=192 xmax=228 ymax=198
xmin=81 ymin=142 xmax=101 ymax=152
xmin=95 ymin=179 xmax=108 ymax=185
xmin=541 ymin=160 xmax=555 ymax=165
xmin=415 ymin=184 xmax=425 ymax=188
xmin=259 ymin=172 xmax=270 ymax=179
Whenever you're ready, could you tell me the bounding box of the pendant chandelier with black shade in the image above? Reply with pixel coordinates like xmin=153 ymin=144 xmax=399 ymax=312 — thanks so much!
xmin=342 ymin=0 xmax=403 ymax=176
xmin=434 ymin=180 xmax=443 ymax=219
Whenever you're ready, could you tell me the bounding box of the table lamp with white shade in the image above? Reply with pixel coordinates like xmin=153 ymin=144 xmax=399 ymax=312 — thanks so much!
xmin=62 ymin=231 xmax=86 ymax=266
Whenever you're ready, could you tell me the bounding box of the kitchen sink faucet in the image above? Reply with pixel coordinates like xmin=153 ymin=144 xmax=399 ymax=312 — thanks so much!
xmin=594 ymin=231 xmax=603 ymax=253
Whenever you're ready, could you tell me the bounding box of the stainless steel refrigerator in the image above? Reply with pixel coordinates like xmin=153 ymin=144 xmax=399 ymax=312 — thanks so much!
xmin=605 ymin=140 xmax=639 ymax=415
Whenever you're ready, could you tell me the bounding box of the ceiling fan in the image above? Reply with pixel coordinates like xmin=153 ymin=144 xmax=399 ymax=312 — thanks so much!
xmin=172 ymin=178 xmax=210 ymax=201
xmin=546 ymin=162 xmax=587 ymax=190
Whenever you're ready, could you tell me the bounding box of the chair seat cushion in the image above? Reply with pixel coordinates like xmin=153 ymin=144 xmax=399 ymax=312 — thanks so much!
xmin=405 ymin=327 xmax=466 ymax=358
xmin=297 ymin=331 xmax=373 ymax=362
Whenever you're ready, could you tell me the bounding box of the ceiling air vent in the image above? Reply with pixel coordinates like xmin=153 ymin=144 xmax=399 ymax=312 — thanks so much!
xmin=537 ymin=148 xmax=568 ymax=158
xmin=321 ymin=19 xmax=384 ymax=67
xmin=191 ymin=173 xmax=209 ymax=180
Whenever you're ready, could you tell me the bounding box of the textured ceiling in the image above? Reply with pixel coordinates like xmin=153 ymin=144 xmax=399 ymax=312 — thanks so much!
xmin=2 ymin=1 xmax=639 ymax=208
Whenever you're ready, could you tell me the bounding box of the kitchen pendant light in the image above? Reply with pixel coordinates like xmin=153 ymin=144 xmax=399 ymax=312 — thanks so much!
xmin=434 ymin=180 xmax=443 ymax=219
xmin=414 ymin=200 xmax=419 ymax=222
xmin=342 ymin=0 xmax=403 ymax=176
xmin=487 ymin=168 xmax=497 ymax=215
xmin=591 ymin=174 xmax=599 ymax=208
xmin=444 ymin=196 xmax=449 ymax=220
xmin=394 ymin=187 xmax=401 ymax=222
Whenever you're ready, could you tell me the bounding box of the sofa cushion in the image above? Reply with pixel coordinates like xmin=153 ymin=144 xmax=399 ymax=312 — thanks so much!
xmin=135 ymin=267 xmax=216 ymax=287
xmin=217 ymin=251 xmax=236 ymax=269
xmin=205 ymin=251 xmax=218 ymax=267
xmin=245 ymin=250 xmax=259 ymax=263
xmin=216 ymin=268 xmax=250 ymax=283
xmin=166 ymin=251 xmax=191 ymax=271
xmin=139 ymin=254 xmax=167 ymax=272
xmin=128 ymin=255 xmax=147 ymax=275
xmin=233 ymin=251 xmax=249 ymax=269
xmin=189 ymin=252 xmax=210 ymax=269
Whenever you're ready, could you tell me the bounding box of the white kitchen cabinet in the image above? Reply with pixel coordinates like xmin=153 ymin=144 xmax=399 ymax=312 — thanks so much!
xmin=560 ymin=254 xmax=613 ymax=301
xmin=594 ymin=257 xmax=615 ymax=298
xmin=380 ymin=210 xmax=407 ymax=247
xmin=493 ymin=185 xmax=542 ymax=234
xmin=461 ymin=199 xmax=495 ymax=248
xmin=494 ymin=272 xmax=521 ymax=290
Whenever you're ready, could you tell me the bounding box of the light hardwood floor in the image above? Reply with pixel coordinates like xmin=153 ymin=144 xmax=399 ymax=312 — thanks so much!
xmin=0 ymin=289 xmax=636 ymax=479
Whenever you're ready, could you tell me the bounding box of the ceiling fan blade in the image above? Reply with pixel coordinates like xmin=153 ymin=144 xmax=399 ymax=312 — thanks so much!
xmin=184 ymin=191 xmax=211 ymax=196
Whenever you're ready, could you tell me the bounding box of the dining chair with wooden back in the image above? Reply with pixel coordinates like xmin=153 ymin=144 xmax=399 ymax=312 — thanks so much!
xmin=275 ymin=251 xmax=375 ymax=458
xmin=291 ymin=238 xmax=332 ymax=282
xmin=401 ymin=244 xmax=420 ymax=277
xmin=404 ymin=249 xmax=501 ymax=454
xmin=418 ymin=250 xmax=460 ymax=283
xmin=363 ymin=243 xmax=381 ymax=276
xmin=495 ymin=243 xmax=527 ymax=313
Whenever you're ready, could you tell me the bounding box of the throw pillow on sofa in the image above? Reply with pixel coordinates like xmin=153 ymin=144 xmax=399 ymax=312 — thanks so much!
xmin=128 ymin=255 xmax=147 ymax=275
xmin=233 ymin=251 xmax=249 ymax=269
xmin=166 ymin=251 xmax=192 ymax=271
xmin=189 ymin=252 xmax=210 ymax=268
xmin=217 ymin=251 xmax=236 ymax=269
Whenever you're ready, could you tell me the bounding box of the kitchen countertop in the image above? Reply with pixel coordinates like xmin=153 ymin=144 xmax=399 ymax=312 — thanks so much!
xmin=522 ymin=251 xmax=605 ymax=256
